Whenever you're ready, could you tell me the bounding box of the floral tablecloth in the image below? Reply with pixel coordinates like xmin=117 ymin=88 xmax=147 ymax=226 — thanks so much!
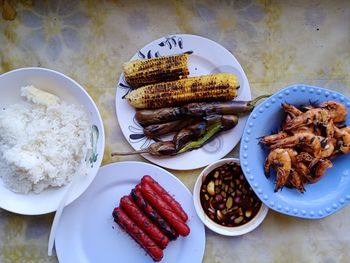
xmin=1 ymin=0 xmax=350 ymax=262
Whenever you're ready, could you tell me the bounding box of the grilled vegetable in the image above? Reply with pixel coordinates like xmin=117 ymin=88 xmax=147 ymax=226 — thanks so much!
xmin=143 ymin=118 xmax=194 ymax=138
xmin=177 ymin=115 xmax=238 ymax=154
xmin=110 ymin=115 xmax=238 ymax=157
xmin=123 ymin=53 xmax=189 ymax=88
xmin=125 ymin=73 xmax=239 ymax=109
xmin=173 ymin=115 xmax=228 ymax=150
xmin=111 ymin=141 xmax=177 ymax=157
xmin=136 ymin=107 xmax=183 ymax=126
xmin=174 ymin=120 xmax=207 ymax=150
xmin=135 ymin=95 xmax=270 ymax=126
xmin=184 ymin=94 xmax=270 ymax=116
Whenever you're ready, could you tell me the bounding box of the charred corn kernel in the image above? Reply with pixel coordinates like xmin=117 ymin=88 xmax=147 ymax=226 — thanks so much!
xmin=123 ymin=53 xmax=189 ymax=88
xmin=125 ymin=73 xmax=239 ymax=109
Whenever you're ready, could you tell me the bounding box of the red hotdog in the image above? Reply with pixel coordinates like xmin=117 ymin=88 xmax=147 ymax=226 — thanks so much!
xmin=112 ymin=207 xmax=163 ymax=262
xmin=141 ymin=175 xmax=188 ymax=222
xmin=120 ymin=195 xmax=169 ymax=249
xmin=131 ymin=188 xmax=179 ymax=240
xmin=140 ymin=182 xmax=190 ymax=236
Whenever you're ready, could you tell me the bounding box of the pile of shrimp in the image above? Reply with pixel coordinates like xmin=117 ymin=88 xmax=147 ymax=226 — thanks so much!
xmin=260 ymin=100 xmax=349 ymax=193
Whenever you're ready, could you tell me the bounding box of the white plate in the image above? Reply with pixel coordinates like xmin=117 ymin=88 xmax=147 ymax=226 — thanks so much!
xmin=115 ymin=34 xmax=251 ymax=170
xmin=0 ymin=68 xmax=105 ymax=215
xmin=55 ymin=162 xmax=205 ymax=263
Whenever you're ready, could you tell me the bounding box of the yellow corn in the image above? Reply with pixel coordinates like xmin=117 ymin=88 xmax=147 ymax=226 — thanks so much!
xmin=123 ymin=53 xmax=189 ymax=88
xmin=125 ymin=73 xmax=239 ymax=109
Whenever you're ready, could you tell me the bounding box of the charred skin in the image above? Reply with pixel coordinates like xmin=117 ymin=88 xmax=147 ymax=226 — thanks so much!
xmin=141 ymin=175 xmax=188 ymax=222
xmin=131 ymin=188 xmax=179 ymax=240
xmin=135 ymin=95 xmax=269 ymax=126
xmin=143 ymin=118 xmax=194 ymax=138
xmin=112 ymin=207 xmax=163 ymax=262
xmin=140 ymin=182 xmax=190 ymax=237
xmin=123 ymin=53 xmax=189 ymax=88
xmin=119 ymin=195 xmax=170 ymax=249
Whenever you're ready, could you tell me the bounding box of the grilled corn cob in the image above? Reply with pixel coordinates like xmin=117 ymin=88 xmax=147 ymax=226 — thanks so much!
xmin=123 ymin=53 xmax=189 ymax=88
xmin=125 ymin=73 xmax=239 ymax=109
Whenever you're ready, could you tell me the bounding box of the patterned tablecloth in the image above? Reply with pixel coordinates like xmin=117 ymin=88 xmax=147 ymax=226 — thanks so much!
xmin=1 ymin=0 xmax=349 ymax=262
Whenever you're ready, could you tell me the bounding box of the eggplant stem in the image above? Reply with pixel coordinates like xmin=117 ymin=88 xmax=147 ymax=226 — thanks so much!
xmin=247 ymin=94 xmax=271 ymax=108
xmin=111 ymin=149 xmax=149 ymax=156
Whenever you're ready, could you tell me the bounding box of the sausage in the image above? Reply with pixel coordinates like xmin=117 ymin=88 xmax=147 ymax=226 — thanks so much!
xmin=131 ymin=188 xmax=179 ymax=240
xmin=141 ymin=175 xmax=188 ymax=222
xmin=120 ymin=195 xmax=169 ymax=249
xmin=140 ymin=182 xmax=190 ymax=237
xmin=112 ymin=207 xmax=163 ymax=262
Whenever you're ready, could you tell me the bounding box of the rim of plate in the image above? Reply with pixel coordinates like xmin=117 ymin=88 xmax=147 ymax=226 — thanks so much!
xmin=115 ymin=33 xmax=251 ymax=170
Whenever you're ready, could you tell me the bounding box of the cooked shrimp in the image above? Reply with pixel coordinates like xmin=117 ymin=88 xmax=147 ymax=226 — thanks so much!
xmin=343 ymin=126 xmax=350 ymax=134
xmin=282 ymin=103 xmax=302 ymax=117
xmin=260 ymin=131 xmax=289 ymax=145
xmin=319 ymin=137 xmax=336 ymax=158
xmin=309 ymin=159 xmax=333 ymax=184
xmin=334 ymin=126 xmax=350 ymax=154
xmin=296 ymin=152 xmax=314 ymax=163
xmin=264 ymin=148 xmax=291 ymax=192
xmin=288 ymin=170 xmax=305 ymax=193
xmin=294 ymin=162 xmax=311 ymax=179
xmin=290 ymin=125 xmax=315 ymax=135
xmin=270 ymin=132 xmax=322 ymax=157
xmin=319 ymin=100 xmax=347 ymax=123
xmin=285 ymin=148 xmax=297 ymax=163
xmin=283 ymin=108 xmax=330 ymax=131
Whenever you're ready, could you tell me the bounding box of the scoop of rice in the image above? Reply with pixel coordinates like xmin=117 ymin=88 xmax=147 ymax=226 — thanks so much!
xmin=0 ymin=86 xmax=91 ymax=194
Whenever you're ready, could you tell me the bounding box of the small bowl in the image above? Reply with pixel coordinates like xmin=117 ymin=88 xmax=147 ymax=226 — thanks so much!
xmin=0 ymin=67 xmax=105 ymax=215
xmin=193 ymin=158 xmax=268 ymax=236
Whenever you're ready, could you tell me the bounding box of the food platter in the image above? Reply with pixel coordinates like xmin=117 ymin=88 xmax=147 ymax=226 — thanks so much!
xmin=0 ymin=68 xmax=105 ymax=215
xmin=55 ymin=162 xmax=205 ymax=263
xmin=115 ymin=34 xmax=251 ymax=170
xmin=240 ymin=85 xmax=350 ymax=219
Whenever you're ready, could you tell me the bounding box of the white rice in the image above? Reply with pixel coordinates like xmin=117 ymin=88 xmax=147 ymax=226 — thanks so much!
xmin=0 ymin=86 xmax=91 ymax=194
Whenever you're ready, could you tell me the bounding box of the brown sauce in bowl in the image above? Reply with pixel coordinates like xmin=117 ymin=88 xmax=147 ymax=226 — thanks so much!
xmin=200 ymin=162 xmax=262 ymax=227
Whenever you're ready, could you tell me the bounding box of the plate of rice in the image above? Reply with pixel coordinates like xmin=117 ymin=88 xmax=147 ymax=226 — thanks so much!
xmin=0 ymin=68 xmax=105 ymax=215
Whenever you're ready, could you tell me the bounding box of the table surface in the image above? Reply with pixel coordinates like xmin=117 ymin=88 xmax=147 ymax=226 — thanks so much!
xmin=1 ymin=0 xmax=350 ymax=262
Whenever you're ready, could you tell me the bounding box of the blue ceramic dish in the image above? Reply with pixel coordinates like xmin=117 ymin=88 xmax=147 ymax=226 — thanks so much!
xmin=240 ymin=85 xmax=350 ymax=219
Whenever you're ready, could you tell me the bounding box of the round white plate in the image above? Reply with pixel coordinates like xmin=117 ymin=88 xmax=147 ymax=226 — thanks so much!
xmin=115 ymin=34 xmax=251 ymax=170
xmin=0 ymin=67 xmax=105 ymax=215
xmin=55 ymin=162 xmax=206 ymax=263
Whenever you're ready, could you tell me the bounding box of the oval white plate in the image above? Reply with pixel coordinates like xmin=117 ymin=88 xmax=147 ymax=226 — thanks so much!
xmin=0 ymin=67 xmax=105 ymax=215
xmin=55 ymin=162 xmax=205 ymax=263
xmin=115 ymin=34 xmax=251 ymax=170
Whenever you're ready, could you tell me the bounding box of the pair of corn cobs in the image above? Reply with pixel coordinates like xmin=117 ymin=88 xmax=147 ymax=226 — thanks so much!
xmin=123 ymin=53 xmax=240 ymax=109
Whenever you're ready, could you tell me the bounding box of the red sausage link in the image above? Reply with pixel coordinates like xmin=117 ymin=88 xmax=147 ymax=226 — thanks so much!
xmin=120 ymin=195 xmax=169 ymax=249
xmin=140 ymin=182 xmax=190 ymax=237
xmin=131 ymin=188 xmax=179 ymax=240
xmin=112 ymin=207 xmax=163 ymax=262
xmin=142 ymin=175 xmax=188 ymax=222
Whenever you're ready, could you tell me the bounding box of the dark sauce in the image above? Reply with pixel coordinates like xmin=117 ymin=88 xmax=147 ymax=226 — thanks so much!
xmin=200 ymin=162 xmax=262 ymax=227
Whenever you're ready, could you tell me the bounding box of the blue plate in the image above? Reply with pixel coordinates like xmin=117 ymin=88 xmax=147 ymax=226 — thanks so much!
xmin=240 ymin=85 xmax=350 ymax=219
